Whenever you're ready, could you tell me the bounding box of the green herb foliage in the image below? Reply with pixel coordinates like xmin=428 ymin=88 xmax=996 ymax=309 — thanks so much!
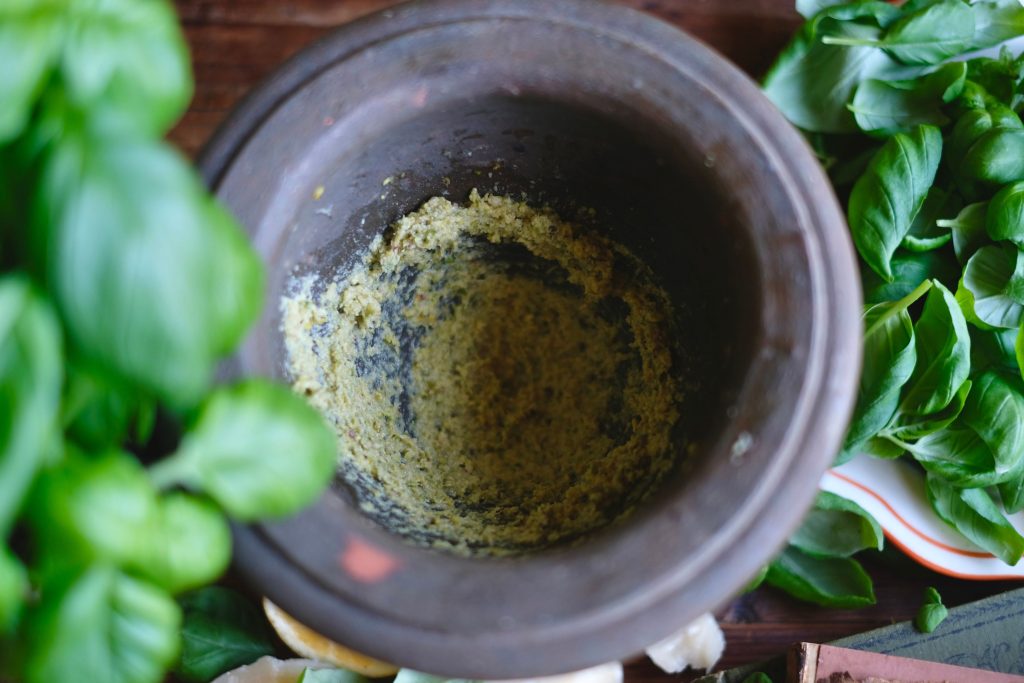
xmin=173 ymin=587 xmax=276 ymax=683
xmin=0 ymin=2 xmax=337 ymax=682
xmin=765 ymin=0 xmax=1024 ymax=608
xmin=914 ymin=586 xmax=948 ymax=633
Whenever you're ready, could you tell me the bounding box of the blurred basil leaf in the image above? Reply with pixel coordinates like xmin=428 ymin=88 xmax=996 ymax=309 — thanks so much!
xmin=150 ymin=380 xmax=336 ymax=520
xmin=0 ymin=1 xmax=62 ymax=142
xmin=32 ymin=127 xmax=263 ymax=407
xmin=131 ymin=493 xmax=230 ymax=595
xmin=25 ymin=565 xmax=180 ymax=683
xmin=0 ymin=277 xmax=62 ymax=538
xmin=0 ymin=548 xmax=27 ymax=634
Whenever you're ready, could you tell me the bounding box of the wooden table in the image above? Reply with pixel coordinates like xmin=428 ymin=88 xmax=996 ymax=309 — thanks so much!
xmin=169 ymin=1 xmax=1021 ymax=680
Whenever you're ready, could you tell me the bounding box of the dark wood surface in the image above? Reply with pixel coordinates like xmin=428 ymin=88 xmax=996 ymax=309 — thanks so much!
xmin=168 ymin=1 xmax=1021 ymax=680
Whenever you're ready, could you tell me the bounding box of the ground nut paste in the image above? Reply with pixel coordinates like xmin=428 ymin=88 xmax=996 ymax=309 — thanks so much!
xmin=282 ymin=190 xmax=692 ymax=556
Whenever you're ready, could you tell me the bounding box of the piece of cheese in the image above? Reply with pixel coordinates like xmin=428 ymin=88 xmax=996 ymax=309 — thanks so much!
xmin=645 ymin=612 xmax=725 ymax=674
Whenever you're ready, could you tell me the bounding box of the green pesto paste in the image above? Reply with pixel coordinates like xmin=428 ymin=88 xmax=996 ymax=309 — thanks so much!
xmin=282 ymin=191 xmax=686 ymax=556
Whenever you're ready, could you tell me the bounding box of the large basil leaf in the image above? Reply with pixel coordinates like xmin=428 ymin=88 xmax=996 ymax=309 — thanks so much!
xmin=25 ymin=566 xmax=180 ymax=683
xmin=937 ymin=202 xmax=988 ymax=264
xmin=149 ymin=380 xmax=336 ymax=521
xmin=129 ymin=494 xmax=231 ymax=595
xmin=971 ymin=0 xmax=1024 ymax=49
xmin=926 ymin=475 xmax=1024 ymax=564
xmin=998 ymin=471 xmax=1024 ymax=514
xmin=174 ymin=587 xmax=276 ymax=683
xmin=823 ymin=1 xmax=975 ymax=65
xmin=850 ymin=62 xmax=967 ymax=136
xmin=960 ymin=127 xmax=1024 ymax=189
xmin=32 ymin=128 xmax=264 ymax=407
xmin=30 ymin=450 xmax=157 ymax=571
xmin=844 ymin=282 xmax=925 ymax=447
xmin=0 ymin=277 xmax=62 ymax=539
xmin=0 ymin=1 xmax=62 ymax=142
xmin=961 ymin=371 xmax=1024 ymax=480
xmin=900 ymin=281 xmax=970 ymax=415
xmin=765 ymin=546 xmax=876 ymax=608
xmin=0 ymin=547 xmax=26 ymax=634
xmin=987 ymin=181 xmax=1024 ymax=248
xmin=763 ymin=13 xmax=907 ymax=133
xmin=61 ymin=0 xmax=192 ymax=136
xmin=789 ymin=491 xmax=883 ymax=558
xmin=849 ymin=125 xmax=942 ymax=281
xmin=962 ymin=244 xmax=1024 ymax=329
xmin=905 ymin=425 xmax=1004 ymax=487
xmin=885 ymin=378 xmax=971 ymax=440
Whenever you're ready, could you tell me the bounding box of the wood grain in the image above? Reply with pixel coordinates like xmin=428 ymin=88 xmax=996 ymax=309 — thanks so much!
xmin=168 ymin=1 xmax=1019 ymax=681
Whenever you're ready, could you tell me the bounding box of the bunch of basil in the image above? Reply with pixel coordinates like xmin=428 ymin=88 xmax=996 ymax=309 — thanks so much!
xmin=763 ymin=0 xmax=1024 ymax=589
xmin=0 ymin=1 xmax=337 ymax=682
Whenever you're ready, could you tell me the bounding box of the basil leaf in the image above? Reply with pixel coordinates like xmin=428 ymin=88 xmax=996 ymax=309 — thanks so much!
xmin=823 ymin=1 xmax=975 ymax=65
xmin=961 ymin=371 xmax=1024 ymax=480
xmin=914 ymin=586 xmax=948 ymax=633
xmin=174 ymin=587 xmax=275 ymax=683
xmin=849 ymin=125 xmax=942 ymax=282
xmin=851 ymin=62 xmax=967 ymax=136
xmin=926 ymin=474 xmax=1024 ymax=564
xmin=960 ymin=128 xmax=1024 ymax=190
xmin=861 ymin=249 xmax=959 ymax=304
xmin=300 ymin=670 xmax=367 ymax=683
xmin=30 ymin=450 xmax=158 ymax=571
xmin=789 ymin=491 xmax=883 ymax=558
xmin=904 ymin=425 xmax=1004 ymax=487
xmin=764 ymin=14 xmax=907 ymax=133
xmin=0 ymin=2 xmax=62 ymax=142
xmin=0 ymin=277 xmax=62 ymax=538
xmin=997 ymin=470 xmax=1024 ymax=514
xmin=63 ymin=363 xmax=154 ymax=450
xmin=741 ymin=675 xmax=775 ymax=683
xmin=130 ymin=494 xmax=230 ymax=595
xmin=900 ymin=280 xmax=971 ymax=415
xmin=60 ymin=0 xmax=192 ymax=136
xmin=797 ymin=0 xmax=848 ymax=18
xmin=962 ymin=244 xmax=1024 ymax=329
xmin=32 ymin=128 xmax=264 ymax=407
xmin=937 ymin=202 xmax=988 ymax=264
xmin=766 ymin=546 xmax=876 ymax=608
xmin=0 ymin=548 xmax=26 ymax=634
xmin=150 ymin=380 xmax=336 ymax=521
xmin=1017 ymin=320 xmax=1024 ymax=380
xmin=885 ymin=378 xmax=971 ymax=440
xmin=987 ymin=181 xmax=1024 ymax=248
xmin=844 ymin=282 xmax=926 ymax=447
xmin=25 ymin=565 xmax=181 ymax=683
xmin=966 ymin=49 xmax=1024 ymax=106
xmin=745 ymin=565 xmax=770 ymax=593
xmin=971 ymin=0 xmax=1024 ymax=49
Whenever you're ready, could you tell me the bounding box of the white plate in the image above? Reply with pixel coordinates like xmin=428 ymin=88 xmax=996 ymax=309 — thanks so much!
xmin=820 ymin=456 xmax=1024 ymax=580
